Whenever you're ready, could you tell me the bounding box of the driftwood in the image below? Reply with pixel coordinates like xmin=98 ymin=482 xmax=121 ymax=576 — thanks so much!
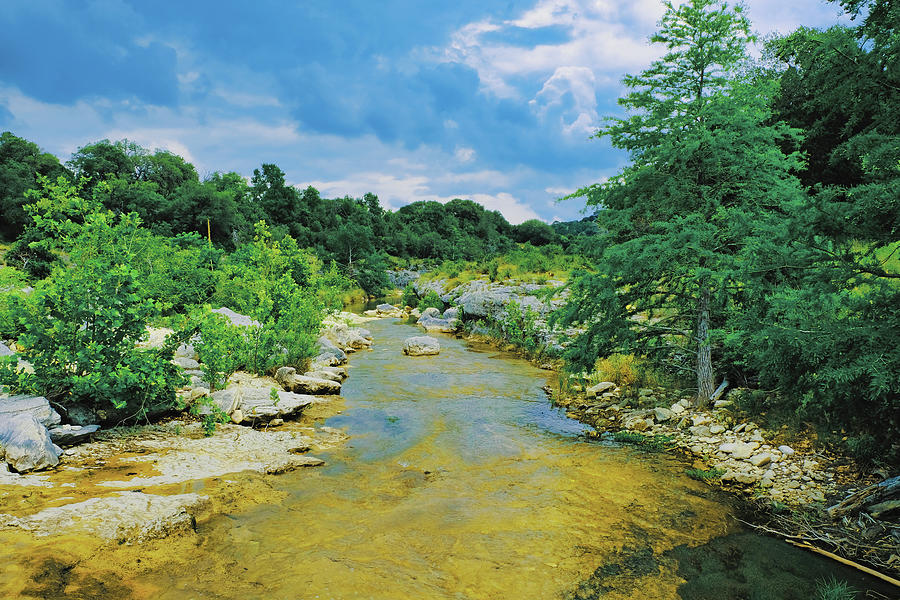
xmin=828 ymin=476 xmax=900 ymax=520
xmin=710 ymin=378 xmax=729 ymax=403
xmin=786 ymin=540 xmax=900 ymax=588
xmin=737 ymin=504 xmax=900 ymax=580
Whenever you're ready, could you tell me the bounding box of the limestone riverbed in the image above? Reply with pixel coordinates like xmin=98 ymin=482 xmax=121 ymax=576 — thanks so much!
xmin=0 ymin=316 xmax=893 ymax=599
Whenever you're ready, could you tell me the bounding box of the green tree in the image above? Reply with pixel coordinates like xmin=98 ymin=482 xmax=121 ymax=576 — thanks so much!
xmin=0 ymin=132 xmax=68 ymax=240
xmin=14 ymin=181 xmax=185 ymax=421
xmin=559 ymin=0 xmax=804 ymax=406
xmin=741 ymin=1 xmax=900 ymax=453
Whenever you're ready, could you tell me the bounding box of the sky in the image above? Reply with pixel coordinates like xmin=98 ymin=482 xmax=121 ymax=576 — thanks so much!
xmin=0 ymin=0 xmax=850 ymax=224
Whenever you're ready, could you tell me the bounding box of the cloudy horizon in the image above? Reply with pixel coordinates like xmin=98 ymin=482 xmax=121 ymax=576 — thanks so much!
xmin=0 ymin=0 xmax=849 ymax=224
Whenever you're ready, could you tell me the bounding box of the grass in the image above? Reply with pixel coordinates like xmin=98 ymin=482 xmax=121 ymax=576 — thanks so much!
xmin=815 ymin=576 xmax=857 ymax=600
xmin=415 ymin=244 xmax=591 ymax=288
xmin=685 ymin=467 xmax=725 ymax=482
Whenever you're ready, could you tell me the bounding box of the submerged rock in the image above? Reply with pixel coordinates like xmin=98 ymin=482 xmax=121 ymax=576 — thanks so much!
xmin=403 ymin=336 xmax=440 ymax=356
xmin=0 ymin=491 xmax=209 ymax=543
xmin=0 ymin=414 xmax=60 ymax=472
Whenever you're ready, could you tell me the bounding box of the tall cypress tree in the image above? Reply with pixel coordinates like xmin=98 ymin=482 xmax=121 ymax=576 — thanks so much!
xmin=557 ymin=0 xmax=805 ymax=406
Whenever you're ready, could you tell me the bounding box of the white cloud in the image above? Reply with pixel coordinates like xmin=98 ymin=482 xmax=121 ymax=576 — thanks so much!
xmin=544 ymin=185 xmax=575 ymax=196
xmin=454 ymin=146 xmax=476 ymax=162
xmin=532 ymin=66 xmax=599 ymax=135
xmin=465 ymin=192 xmax=542 ymax=224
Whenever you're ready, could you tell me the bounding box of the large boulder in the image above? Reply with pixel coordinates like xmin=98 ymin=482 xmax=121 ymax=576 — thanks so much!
xmin=403 ymin=336 xmax=440 ymax=356
xmin=315 ymin=336 xmax=348 ymax=366
xmin=211 ymin=307 xmax=260 ymax=328
xmin=375 ymin=303 xmax=404 ymax=317
xmin=48 ymin=424 xmax=100 ymax=446
xmin=416 ymin=307 xmax=458 ymax=333
xmin=207 ymin=385 xmax=316 ymax=423
xmin=0 ymin=395 xmax=62 ymax=428
xmin=275 ymin=367 xmax=342 ymax=395
xmin=0 ymin=413 xmax=60 ymax=472
xmin=323 ymin=324 xmax=373 ymax=352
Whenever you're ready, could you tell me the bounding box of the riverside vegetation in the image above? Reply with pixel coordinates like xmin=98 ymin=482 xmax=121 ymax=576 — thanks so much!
xmin=0 ymin=0 xmax=898 ymax=591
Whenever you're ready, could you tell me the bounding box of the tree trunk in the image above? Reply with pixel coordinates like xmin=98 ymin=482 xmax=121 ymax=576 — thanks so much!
xmin=696 ymin=287 xmax=714 ymax=407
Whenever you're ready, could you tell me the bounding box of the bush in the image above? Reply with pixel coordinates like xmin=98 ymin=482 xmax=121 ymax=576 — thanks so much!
xmin=191 ymin=307 xmax=246 ymax=391
xmin=418 ymin=290 xmax=444 ymax=311
xmin=213 ymin=222 xmax=325 ymax=375
xmin=16 ymin=211 xmax=186 ymax=422
xmin=401 ymin=283 xmax=418 ymax=309
xmin=592 ymin=353 xmax=661 ymax=393
xmin=494 ymin=300 xmax=544 ymax=355
xmin=0 ymin=265 xmax=29 ymax=338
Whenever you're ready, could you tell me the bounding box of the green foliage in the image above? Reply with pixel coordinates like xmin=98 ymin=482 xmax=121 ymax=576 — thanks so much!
xmin=0 ymin=265 xmax=29 ymax=338
xmin=132 ymin=232 xmax=223 ymax=315
xmin=15 ymin=200 xmax=185 ymax=421
xmin=0 ymin=355 xmax=19 ymax=392
xmin=189 ymin=396 xmax=229 ymax=436
xmin=401 ymin=283 xmax=418 ymax=308
xmin=746 ymin=6 xmax=900 ymax=457
xmin=191 ymin=307 xmax=246 ymax=392
xmin=590 ymin=353 xmax=663 ymax=392
xmin=685 ymin=467 xmax=725 ymax=482
xmin=559 ymin=0 xmax=805 ymax=407
xmin=513 ymin=219 xmax=558 ymax=246
xmin=0 ymin=131 xmax=69 ymax=241
xmin=494 ymin=300 xmax=544 ymax=355
xmin=214 ymin=221 xmax=324 ymax=375
xmin=815 ymin=576 xmax=856 ymax=600
xmin=418 ymin=290 xmax=444 ymax=311
xmin=349 ymin=252 xmax=391 ymax=296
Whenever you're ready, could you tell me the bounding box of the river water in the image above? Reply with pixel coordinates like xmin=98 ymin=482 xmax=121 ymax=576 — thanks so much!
xmin=3 ymin=316 xmax=891 ymax=599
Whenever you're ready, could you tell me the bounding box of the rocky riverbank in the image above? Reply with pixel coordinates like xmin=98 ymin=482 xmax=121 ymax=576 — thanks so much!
xmin=398 ymin=273 xmax=899 ymax=577
xmin=0 ymin=311 xmax=376 ymax=546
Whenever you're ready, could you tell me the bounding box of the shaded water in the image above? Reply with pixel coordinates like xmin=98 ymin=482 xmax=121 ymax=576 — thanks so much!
xmin=4 ymin=317 xmax=892 ymax=599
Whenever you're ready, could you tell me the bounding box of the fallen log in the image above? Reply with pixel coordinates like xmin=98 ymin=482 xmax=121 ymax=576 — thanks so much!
xmin=786 ymin=540 xmax=900 ymax=589
xmin=827 ymin=476 xmax=900 ymax=520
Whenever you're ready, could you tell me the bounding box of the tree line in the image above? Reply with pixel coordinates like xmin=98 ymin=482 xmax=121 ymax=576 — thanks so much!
xmin=1 ymin=134 xmax=592 ymax=294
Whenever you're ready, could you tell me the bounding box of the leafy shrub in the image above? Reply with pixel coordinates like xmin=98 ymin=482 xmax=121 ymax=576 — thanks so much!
xmin=135 ymin=232 xmax=223 ymax=315
xmin=418 ymin=290 xmax=444 ymax=311
xmin=401 ymin=283 xmax=418 ymax=308
xmin=213 ymin=222 xmax=324 ymax=375
xmin=494 ymin=300 xmax=544 ymax=355
xmin=0 ymin=265 xmax=29 ymax=338
xmin=592 ymin=353 xmax=661 ymax=392
xmin=16 ymin=210 xmax=186 ymax=422
xmin=191 ymin=307 xmax=246 ymax=391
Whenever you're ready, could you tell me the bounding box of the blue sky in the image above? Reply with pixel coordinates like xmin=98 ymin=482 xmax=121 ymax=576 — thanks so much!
xmin=0 ymin=0 xmax=849 ymax=224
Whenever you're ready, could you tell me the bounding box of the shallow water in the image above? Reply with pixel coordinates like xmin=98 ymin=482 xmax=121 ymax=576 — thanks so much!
xmin=3 ymin=317 xmax=893 ymax=599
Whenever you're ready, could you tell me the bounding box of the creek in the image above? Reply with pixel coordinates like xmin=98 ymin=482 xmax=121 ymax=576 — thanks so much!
xmin=2 ymin=316 xmax=891 ymax=599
